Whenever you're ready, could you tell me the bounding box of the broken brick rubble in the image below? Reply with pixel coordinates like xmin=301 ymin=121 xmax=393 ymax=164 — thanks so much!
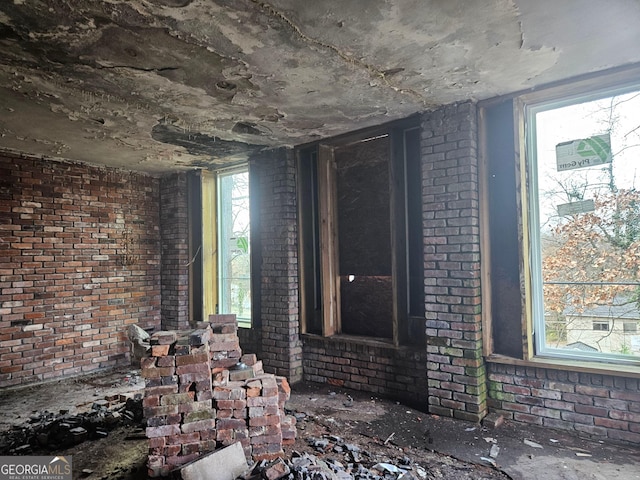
xmin=142 ymin=314 xmax=297 ymax=477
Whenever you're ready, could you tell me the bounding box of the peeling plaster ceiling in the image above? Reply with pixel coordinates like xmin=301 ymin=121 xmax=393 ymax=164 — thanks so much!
xmin=1 ymin=0 xmax=640 ymax=173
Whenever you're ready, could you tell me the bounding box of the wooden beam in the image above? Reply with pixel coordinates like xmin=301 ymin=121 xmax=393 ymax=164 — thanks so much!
xmin=318 ymin=145 xmax=340 ymax=336
xmin=390 ymin=129 xmax=407 ymax=347
xmin=201 ymin=170 xmax=218 ymax=321
xmin=478 ymin=106 xmax=494 ymax=356
xmin=514 ymin=97 xmax=534 ymax=360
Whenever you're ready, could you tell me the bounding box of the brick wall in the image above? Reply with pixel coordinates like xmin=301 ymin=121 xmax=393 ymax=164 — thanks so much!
xmin=250 ymin=149 xmax=302 ymax=382
xmin=159 ymin=173 xmax=190 ymax=331
xmin=0 ymin=153 xmax=161 ymax=387
xmin=488 ymin=363 xmax=640 ymax=444
xmin=303 ymin=336 xmax=428 ymax=409
xmin=421 ymin=102 xmax=486 ymax=422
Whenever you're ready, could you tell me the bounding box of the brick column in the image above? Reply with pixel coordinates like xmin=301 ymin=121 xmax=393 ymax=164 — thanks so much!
xmin=160 ymin=173 xmax=190 ymax=330
xmin=421 ymin=102 xmax=487 ymax=422
xmin=251 ymin=148 xmax=302 ymax=382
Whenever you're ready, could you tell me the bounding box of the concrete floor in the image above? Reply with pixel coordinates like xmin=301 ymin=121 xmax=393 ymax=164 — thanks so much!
xmin=0 ymin=368 xmax=638 ymax=480
xmin=288 ymin=383 xmax=640 ymax=480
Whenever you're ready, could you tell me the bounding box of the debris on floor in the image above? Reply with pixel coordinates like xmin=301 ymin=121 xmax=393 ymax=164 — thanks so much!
xmin=523 ymin=439 xmax=544 ymax=449
xmin=0 ymin=393 xmax=144 ymax=454
xmin=177 ymin=442 xmax=249 ymax=480
xmin=241 ymin=445 xmax=455 ymax=480
xmin=1 ymin=372 xmax=639 ymax=480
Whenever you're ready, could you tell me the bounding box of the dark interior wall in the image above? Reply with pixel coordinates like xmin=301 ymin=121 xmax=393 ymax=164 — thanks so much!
xmin=335 ymin=137 xmax=393 ymax=339
xmin=483 ymin=99 xmax=523 ymax=358
xmin=0 ymin=153 xmax=161 ymax=387
xmin=159 ymin=172 xmax=190 ymax=331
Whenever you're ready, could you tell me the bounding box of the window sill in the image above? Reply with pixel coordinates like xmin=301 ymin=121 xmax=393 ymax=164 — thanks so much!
xmin=301 ymin=332 xmax=421 ymax=351
xmin=486 ymin=353 xmax=640 ymax=379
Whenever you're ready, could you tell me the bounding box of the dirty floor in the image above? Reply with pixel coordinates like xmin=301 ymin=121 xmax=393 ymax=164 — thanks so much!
xmin=0 ymin=368 xmax=638 ymax=480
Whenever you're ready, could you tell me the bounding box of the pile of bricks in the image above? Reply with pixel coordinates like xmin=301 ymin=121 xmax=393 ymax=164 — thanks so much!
xmin=142 ymin=314 xmax=296 ymax=477
xmin=199 ymin=314 xmax=242 ymax=371
xmin=143 ymin=329 xmax=217 ymax=477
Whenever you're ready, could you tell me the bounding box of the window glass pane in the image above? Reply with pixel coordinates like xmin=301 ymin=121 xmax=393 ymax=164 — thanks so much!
xmin=532 ymin=88 xmax=640 ymax=361
xmin=219 ymin=170 xmax=251 ymax=326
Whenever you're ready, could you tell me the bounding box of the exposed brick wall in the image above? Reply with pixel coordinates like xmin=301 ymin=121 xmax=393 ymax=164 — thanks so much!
xmin=421 ymin=102 xmax=486 ymax=422
xmin=250 ymin=149 xmax=302 ymax=382
xmin=488 ymin=363 xmax=640 ymax=444
xmin=0 ymin=153 xmax=161 ymax=387
xmin=159 ymin=172 xmax=190 ymax=331
xmin=303 ymin=335 xmax=428 ymax=409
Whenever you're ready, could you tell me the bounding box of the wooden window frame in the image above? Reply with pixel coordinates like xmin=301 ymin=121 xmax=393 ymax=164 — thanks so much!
xmin=297 ymin=118 xmax=424 ymax=346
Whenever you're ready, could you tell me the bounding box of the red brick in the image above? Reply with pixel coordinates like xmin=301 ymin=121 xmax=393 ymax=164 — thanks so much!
xmin=146 ymin=424 xmax=180 ymax=438
xmin=151 ymin=345 xmax=171 ymax=357
xmin=216 ymin=418 xmax=247 ymax=430
xmin=250 ymin=433 xmax=283 ymax=445
xmin=156 ymin=356 xmax=175 ymax=367
xmin=145 ymin=385 xmax=178 ymax=397
xmin=178 ymin=400 xmax=212 ymax=413
xmin=163 ymin=445 xmax=181 ymax=456
xmin=161 ymin=392 xmax=194 ymax=406
xmin=143 ymin=395 xmax=160 ymax=407
xmin=181 ymin=419 xmax=216 ymax=434
xmin=166 ymin=432 xmax=200 ymax=445
xmin=249 ymin=415 xmax=280 ymax=427
xmin=247 ymin=395 xmax=278 ymax=407
xmin=151 ymin=331 xmax=177 ymax=345
xmin=176 ymin=363 xmax=210 ymax=375
xmin=175 ymin=353 xmax=209 ymax=366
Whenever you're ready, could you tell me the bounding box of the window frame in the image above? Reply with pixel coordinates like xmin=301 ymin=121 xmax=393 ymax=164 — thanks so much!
xmin=592 ymin=321 xmax=610 ymax=332
xmin=217 ymin=166 xmax=252 ymax=328
xmin=519 ymin=73 xmax=640 ymax=367
xmin=296 ymin=119 xmax=424 ymax=346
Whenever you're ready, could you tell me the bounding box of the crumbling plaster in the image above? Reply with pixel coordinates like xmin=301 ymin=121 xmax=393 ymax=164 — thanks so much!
xmin=1 ymin=0 xmax=639 ymax=172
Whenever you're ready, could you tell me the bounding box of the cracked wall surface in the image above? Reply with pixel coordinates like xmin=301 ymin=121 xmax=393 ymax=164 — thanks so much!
xmin=1 ymin=0 xmax=639 ymax=172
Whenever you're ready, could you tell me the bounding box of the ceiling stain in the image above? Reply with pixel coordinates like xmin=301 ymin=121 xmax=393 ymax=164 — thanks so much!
xmin=0 ymin=0 xmax=639 ymax=173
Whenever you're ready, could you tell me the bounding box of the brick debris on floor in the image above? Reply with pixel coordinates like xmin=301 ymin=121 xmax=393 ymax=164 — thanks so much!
xmin=243 ymin=447 xmax=428 ymax=480
xmin=0 ymin=391 xmax=145 ymax=454
xmin=225 ymin=427 xmax=499 ymax=480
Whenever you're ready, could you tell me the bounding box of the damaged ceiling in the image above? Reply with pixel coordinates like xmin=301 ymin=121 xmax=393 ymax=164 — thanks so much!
xmin=1 ymin=0 xmax=640 ymax=173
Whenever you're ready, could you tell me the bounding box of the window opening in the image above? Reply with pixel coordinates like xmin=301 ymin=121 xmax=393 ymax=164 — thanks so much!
xmin=528 ymin=85 xmax=640 ymax=363
xmin=298 ymin=149 xmax=323 ymax=334
xmin=592 ymin=321 xmax=610 ymax=332
xmin=297 ymin=123 xmax=424 ymax=345
xmin=218 ymin=169 xmax=251 ymax=327
xmin=336 ymin=135 xmax=393 ymax=339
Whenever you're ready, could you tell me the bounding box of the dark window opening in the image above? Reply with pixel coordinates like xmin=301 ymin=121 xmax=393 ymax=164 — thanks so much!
xmin=298 ymin=120 xmax=425 ymax=345
xmin=298 ymin=148 xmax=323 ymax=335
xmin=336 ymin=136 xmax=393 ymax=339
